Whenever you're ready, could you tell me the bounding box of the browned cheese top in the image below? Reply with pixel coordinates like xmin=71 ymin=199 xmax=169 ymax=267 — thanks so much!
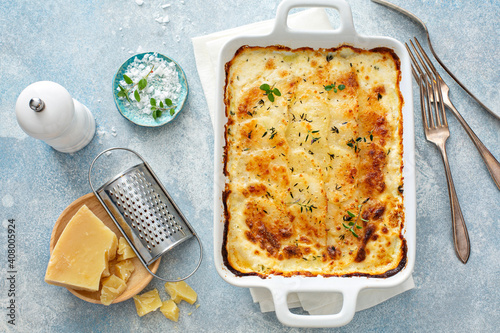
xmin=223 ymin=45 xmax=405 ymax=278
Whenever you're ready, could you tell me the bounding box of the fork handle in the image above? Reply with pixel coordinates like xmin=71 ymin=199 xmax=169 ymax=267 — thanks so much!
xmin=437 ymin=141 xmax=471 ymax=264
xmin=445 ymin=101 xmax=500 ymax=191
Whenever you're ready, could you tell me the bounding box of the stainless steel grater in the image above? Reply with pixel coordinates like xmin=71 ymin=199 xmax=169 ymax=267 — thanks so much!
xmin=88 ymin=147 xmax=202 ymax=282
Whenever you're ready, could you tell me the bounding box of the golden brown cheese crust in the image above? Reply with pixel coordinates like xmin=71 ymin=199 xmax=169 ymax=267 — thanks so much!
xmin=223 ymin=45 xmax=405 ymax=278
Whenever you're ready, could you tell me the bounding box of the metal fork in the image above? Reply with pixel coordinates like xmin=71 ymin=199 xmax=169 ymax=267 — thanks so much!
xmin=407 ymin=41 xmax=471 ymax=263
xmin=409 ymin=38 xmax=500 ymax=191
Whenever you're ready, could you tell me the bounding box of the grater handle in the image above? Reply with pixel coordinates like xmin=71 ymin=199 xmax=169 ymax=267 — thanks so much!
xmin=88 ymin=147 xmax=150 ymax=194
xmin=144 ymin=232 xmax=203 ymax=282
xmin=88 ymin=147 xmax=149 ymax=204
xmin=89 ymin=147 xmax=204 ymax=282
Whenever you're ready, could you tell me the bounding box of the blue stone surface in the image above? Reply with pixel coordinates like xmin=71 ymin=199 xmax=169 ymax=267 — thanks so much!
xmin=0 ymin=0 xmax=498 ymax=332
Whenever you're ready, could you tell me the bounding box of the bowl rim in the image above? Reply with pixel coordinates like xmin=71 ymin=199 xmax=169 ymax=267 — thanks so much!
xmin=112 ymin=52 xmax=189 ymax=127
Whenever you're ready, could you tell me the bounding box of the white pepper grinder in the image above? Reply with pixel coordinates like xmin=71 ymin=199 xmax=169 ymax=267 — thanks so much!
xmin=15 ymin=81 xmax=96 ymax=153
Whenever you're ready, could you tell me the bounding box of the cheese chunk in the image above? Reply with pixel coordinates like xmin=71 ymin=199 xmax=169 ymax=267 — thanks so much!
xmin=164 ymin=281 xmax=197 ymax=304
xmin=133 ymin=289 xmax=162 ymax=317
xmin=112 ymin=259 xmax=135 ymax=283
xmin=117 ymin=237 xmax=136 ymax=261
xmin=160 ymin=300 xmax=180 ymax=322
xmin=45 ymin=205 xmax=118 ymax=292
xmin=100 ymin=274 xmax=127 ymax=306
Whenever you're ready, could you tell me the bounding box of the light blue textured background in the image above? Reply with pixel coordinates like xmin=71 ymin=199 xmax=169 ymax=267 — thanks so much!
xmin=0 ymin=0 xmax=499 ymax=332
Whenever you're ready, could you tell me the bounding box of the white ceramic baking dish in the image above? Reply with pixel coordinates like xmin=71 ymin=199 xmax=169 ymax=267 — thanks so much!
xmin=213 ymin=0 xmax=415 ymax=327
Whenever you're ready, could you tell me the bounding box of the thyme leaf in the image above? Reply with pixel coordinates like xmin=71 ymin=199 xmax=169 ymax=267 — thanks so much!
xmin=260 ymin=83 xmax=281 ymax=102
xmin=150 ymin=98 xmax=176 ymax=120
xmin=288 ymin=198 xmax=317 ymax=213
xmin=324 ymin=82 xmax=346 ymax=93
xmin=342 ymin=198 xmax=370 ymax=238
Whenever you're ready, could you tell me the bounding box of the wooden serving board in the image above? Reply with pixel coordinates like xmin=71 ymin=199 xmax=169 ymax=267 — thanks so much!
xmin=49 ymin=193 xmax=160 ymax=304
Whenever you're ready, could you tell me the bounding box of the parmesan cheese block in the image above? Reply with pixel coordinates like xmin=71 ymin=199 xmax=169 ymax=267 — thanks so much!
xmin=160 ymin=300 xmax=180 ymax=322
xmin=45 ymin=205 xmax=118 ymax=292
xmin=100 ymin=274 xmax=127 ymax=306
xmin=164 ymin=281 xmax=197 ymax=304
xmin=133 ymin=289 xmax=162 ymax=317
xmin=223 ymin=45 xmax=406 ymax=278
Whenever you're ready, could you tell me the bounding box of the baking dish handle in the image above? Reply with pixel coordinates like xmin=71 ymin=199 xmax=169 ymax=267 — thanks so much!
xmin=272 ymin=0 xmax=357 ymax=36
xmin=271 ymin=287 xmax=360 ymax=328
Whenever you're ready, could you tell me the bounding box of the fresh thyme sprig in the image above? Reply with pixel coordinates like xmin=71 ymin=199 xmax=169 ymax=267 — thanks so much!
xmin=150 ymin=98 xmax=176 ymax=120
xmin=342 ymin=198 xmax=369 ymax=238
xmin=260 ymin=83 xmax=281 ymax=102
xmin=324 ymin=82 xmax=346 ymax=93
xmin=117 ymin=65 xmax=155 ymax=103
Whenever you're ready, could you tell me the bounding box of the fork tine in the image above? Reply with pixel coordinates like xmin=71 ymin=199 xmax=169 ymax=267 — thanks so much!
xmin=407 ymin=44 xmax=432 ymax=127
xmin=429 ymin=75 xmax=444 ymax=127
xmin=406 ymin=43 xmax=424 ymax=78
xmin=409 ymin=40 xmax=434 ymax=80
xmin=408 ymin=53 xmax=433 ymax=131
xmin=406 ymin=43 xmax=436 ymax=128
xmin=417 ymin=72 xmax=431 ymax=131
xmin=413 ymin=37 xmax=441 ymax=80
xmin=411 ymin=66 xmax=417 ymax=79
xmin=410 ymin=40 xmax=448 ymax=126
xmin=410 ymin=37 xmax=448 ymax=126
xmin=436 ymin=79 xmax=448 ymax=126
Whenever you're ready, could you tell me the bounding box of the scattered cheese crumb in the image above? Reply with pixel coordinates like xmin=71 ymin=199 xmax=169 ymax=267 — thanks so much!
xmin=160 ymin=300 xmax=179 ymax=322
xmin=132 ymin=281 xmax=199 ymax=322
xmin=164 ymin=281 xmax=197 ymax=304
xmin=133 ymin=289 xmax=162 ymax=317
xmin=135 ymin=0 xmax=144 ymax=6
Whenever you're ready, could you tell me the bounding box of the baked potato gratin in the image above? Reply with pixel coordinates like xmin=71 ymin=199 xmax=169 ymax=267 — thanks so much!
xmin=222 ymin=45 xmax=406 ymax=278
